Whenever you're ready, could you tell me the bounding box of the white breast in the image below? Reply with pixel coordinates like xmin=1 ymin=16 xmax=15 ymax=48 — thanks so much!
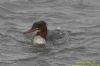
xmin=33 ymin=36 xmax=46 ymax=45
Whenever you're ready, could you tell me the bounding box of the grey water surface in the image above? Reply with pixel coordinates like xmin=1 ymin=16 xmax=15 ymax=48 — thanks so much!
xmin=0 ymin=0 xmax=100 ymax=66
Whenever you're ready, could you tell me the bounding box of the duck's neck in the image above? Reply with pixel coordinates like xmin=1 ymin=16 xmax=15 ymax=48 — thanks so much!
xmin=33 ymin=35 xmax=46 ymax=44
xmin=37 ymin=32 xmax=47 ymax=39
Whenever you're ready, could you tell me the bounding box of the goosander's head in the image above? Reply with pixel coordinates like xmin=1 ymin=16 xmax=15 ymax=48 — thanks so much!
xmin=24 ymin=21 xmax=48 ymax=39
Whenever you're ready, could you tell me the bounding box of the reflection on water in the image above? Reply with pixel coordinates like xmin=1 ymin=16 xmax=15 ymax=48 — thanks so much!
xmin=0 ymin=0 xmax=100 ymax=66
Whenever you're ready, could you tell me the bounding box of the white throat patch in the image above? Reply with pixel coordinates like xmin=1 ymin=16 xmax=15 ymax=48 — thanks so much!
xmin=33 ymin=36 xmax=46 ymax=44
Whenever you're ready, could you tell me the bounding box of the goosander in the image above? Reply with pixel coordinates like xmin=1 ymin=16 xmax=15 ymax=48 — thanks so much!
xmin=24 ymin=21 xmax=47 ymax=46
xmin=24 ymin=21 xmax=71 ymax=48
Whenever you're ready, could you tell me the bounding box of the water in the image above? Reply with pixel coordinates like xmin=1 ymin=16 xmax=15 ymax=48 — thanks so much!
xmin=0 ymin=0 xmax=100 ymax=66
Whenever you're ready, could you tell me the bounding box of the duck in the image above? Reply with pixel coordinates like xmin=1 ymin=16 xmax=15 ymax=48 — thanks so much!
xmin=24 ymin=21 xmax=71 ymax=47
xmin=24 ymin=21 xmax=47 ymax=46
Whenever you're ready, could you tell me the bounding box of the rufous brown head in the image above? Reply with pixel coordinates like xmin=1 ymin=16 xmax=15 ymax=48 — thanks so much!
xmin=24 ymin=21 xmax=48 ymax=39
